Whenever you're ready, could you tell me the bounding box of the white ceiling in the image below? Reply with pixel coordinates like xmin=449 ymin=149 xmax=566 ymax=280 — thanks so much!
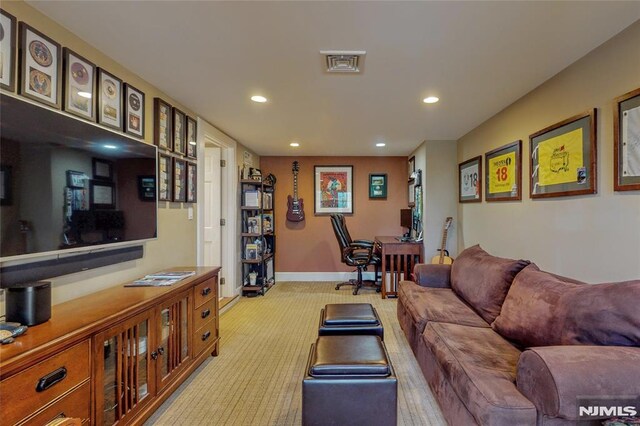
xmin=29 ymin=1 xmax=640 ymax=156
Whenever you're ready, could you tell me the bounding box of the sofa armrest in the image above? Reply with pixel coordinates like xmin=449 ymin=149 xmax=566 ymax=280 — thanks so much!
xmin=412 ymin=264 xmax=451 ymax=288
xmin=516 ymin=346 xmax=640 ymax=420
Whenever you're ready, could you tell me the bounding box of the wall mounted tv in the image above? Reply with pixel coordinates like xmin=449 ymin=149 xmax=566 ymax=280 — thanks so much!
xmin=0 ymin=94 xmax=158 ymax=266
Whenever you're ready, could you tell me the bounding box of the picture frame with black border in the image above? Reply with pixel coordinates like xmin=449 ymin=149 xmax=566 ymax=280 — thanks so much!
xmin=186 ymin=162 xmax=197 ymax=203
xmin=408 ymin=156 xmax=415 ymax=180
xmin=158 ymin=153 xmax=172 ymax=201
xmin=154 ymin=97 xmax=173 ymax=151
xmin=186 ymin=116 xmax=197 ymax=158
xmin=96 ymin=68 xmax=123 ymax=130
xmin=66 ymin=170 xmax=85 ymax=188
xmin=408 ymin=178 xmax=415 ymax=207
xmin=459 ymin=156 xmax=482 ymax=203
xmin=614 ymin=87 xmax=640 ymax=192
xmin=90 ymin=180 xmax=115 ymax=209
xmin=0 ymin=9 xmax=17 ymax=92
xmin=173 ymin=157 xmax=186 ymax=202
xmin=18 ymin=22 xmax=62 ymax=109
xmin=124 ymin=83 xmax=145 ymax=139
xmin=369 ymin=173 xmax=387 ymax=199
xmin=529 ymin=109 xmax=597 ymax=199
xmin=63 ymin=47 xmax=96 ymax=121
xmin=173 ymin=107 xmax=186 ymax=155
xmin=92 ymin=158 xmax=113 ymax=181
xmin=485 ymin=140 xmax=522 ymax=202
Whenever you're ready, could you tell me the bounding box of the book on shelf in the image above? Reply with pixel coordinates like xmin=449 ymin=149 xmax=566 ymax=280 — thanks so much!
xmin=246 ymin=216 xmax=261 ymax=234
xmin=245 ymin=243 xmax=258 ymax=260
xmin=244 ymin=190 xmax=261 ymax=207
xmin=262 ymin=213 xmax=273 ymax=233
xmin=125 ymin=277 xmax=182 ymax=287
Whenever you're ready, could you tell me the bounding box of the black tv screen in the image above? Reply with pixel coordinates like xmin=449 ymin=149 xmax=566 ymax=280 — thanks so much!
xmin=0 ymin=95 xmax=157 ymax=261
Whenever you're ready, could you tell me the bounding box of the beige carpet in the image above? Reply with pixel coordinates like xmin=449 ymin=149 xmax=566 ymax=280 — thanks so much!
xmin=146 ymin=282 xmax=445 ymax=426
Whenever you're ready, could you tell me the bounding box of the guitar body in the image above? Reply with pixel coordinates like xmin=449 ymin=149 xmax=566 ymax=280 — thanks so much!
xmin=431 ymin=217 xmax=454 ymax=265
xmin=286 ymin=195 xmax=305 ymax=222
xmin=430 ymin=254 xmax=453 ymax=265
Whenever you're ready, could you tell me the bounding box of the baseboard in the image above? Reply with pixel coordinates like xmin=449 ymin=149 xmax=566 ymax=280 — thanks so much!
xmin=275 ymin=272 xmax=376 ymax=282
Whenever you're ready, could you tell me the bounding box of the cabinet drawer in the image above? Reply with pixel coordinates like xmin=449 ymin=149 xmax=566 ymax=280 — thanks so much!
xmin=19 ymin=381 xmax=91 ymax=426
xmin=193 ymin=319 xmax=217 ymax=357
xmin=0 ymin=340 xmax=90 ymax=426
xmin=193 ymin=277 xmax=217 ymax=308
xmin=193 ymin=298 xmax=216 ymax=331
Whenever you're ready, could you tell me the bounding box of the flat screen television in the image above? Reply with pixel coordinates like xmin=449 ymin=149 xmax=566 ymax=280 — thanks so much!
xmin=0 ymin=94 xmax=157 ymax=265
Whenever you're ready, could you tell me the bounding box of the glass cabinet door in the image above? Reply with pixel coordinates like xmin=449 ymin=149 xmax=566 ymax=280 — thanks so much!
xmin=157 ymin=292 xmax=191 ymax=391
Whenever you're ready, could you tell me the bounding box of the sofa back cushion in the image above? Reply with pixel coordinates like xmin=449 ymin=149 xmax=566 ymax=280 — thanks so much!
xmin=450 ymin=245 xmax=530 ymax=323
xmin=492 ymin=264 xmax=640 ymax=347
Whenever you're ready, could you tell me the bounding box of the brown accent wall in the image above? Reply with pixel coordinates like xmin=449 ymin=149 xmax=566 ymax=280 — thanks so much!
xmin=260 ymin=156 xmax=407 ymax=272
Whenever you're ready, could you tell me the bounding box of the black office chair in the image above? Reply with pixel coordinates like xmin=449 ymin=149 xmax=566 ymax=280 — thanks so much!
xmin=330 ymin=214 xmax=381 ymax=295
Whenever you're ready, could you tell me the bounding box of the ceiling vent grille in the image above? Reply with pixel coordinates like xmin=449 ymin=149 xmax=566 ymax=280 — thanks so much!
xmin=321 ymin=50 xmax=366 ymax=73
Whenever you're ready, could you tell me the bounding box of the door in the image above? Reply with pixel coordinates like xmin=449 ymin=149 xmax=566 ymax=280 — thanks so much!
xmin=203 ymin=146 xmax=222 ymax=275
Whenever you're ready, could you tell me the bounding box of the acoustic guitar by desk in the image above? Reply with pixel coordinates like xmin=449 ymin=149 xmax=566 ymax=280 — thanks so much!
xmin=431 ymin=217 xmax=453 ymax=265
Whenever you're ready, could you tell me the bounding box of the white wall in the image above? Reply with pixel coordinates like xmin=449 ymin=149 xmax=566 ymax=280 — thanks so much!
xmin=457 ymin=21 xmax=640 ymax=282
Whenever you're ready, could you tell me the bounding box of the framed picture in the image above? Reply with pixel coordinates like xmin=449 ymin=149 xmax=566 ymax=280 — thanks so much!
xmin=62 ymin=48 xmax=95 ymax=121
xmin=0 ymin=9 xmax=17 ymax=91
xmin=408 ymin=178 xmax=415 ymax=207
xmin=186 ymin=116 xmax=197 ymax=158
xmin=314 ymin=165 xmax=353 ymax=215
xmin=158 ymin=153 xmax=172 ymax=201
xmin=530 ymin=109 xmax=597 ymax=198
xmin=485 ymin=140 xmax=522 ymax=202
xmin=18 ymin=22 xmax=61 ymax=108
xmin=96 ymin=68 xmax=122 ymax=130
xmin=173 ymin=158 xmax=186 ymax=202
xmin=154 ymin=98 xmax=172 ymax=151
xmin=369 ymin=173 xmax=387 ymax=198
xmin=186 ymin=162 xmax=197 ymax=203
xmin=173 ymin=107 xmax=186 ymax=155
xmin=137 ymin=175 xmax=155 ymax=202
xmin=92 ymin=158 xmax=113 ymax=180
xmin=408 ymin=156 xmax=415 ymax=180
xmin=90 ymin=180 xmax=115 ymax=209
xmin=1 ymin=165 xmax=12 ymax=206
xmin=124 ymin=83 xmax=145 ymax=138
xmin=459 ymin=156 xmax=482 ymax=203
xmin=66 ymin=170 xmax=86 ymax=188
xmin=614 ymin=87 xmax=640 ymax=191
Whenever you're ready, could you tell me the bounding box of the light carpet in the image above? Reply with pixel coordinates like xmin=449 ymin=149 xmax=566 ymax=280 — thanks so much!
xmin=146 ymin=282 xmax=445 ymax=425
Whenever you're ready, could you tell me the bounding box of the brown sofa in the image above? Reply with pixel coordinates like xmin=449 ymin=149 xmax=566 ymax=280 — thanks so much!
xmin=397 ymin=245 xmax=640 ymax=425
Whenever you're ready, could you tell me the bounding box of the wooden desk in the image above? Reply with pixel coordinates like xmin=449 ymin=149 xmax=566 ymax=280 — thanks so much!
xmin=375 ymin=236 xmax=423 ymax=299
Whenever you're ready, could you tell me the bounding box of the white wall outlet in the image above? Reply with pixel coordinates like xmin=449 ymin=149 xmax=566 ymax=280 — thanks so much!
xmin=188 ymin=207 xmax=194 ymax=220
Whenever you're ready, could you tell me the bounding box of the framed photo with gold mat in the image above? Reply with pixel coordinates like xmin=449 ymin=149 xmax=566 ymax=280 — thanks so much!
xmin=485 ymin=140 xmax=522 ymax=202
xmin=18 ymin=22 xmax=61 ymax=108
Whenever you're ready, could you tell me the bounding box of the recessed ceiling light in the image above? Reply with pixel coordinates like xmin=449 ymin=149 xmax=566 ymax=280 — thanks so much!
xmin=77 ymin=91 xmax=92 ymax=99
xmin=376 ymin=143 xmax=386 ymax=147
xmin=290 ymin=142 xmax=300 ymax=147
xmin=251 ymin=95 xmax=267 ymax=103
xmin=423 ymin=96 xmax=439 ymax=104
xmin=104 ymin=144 xmax=117 ymax=149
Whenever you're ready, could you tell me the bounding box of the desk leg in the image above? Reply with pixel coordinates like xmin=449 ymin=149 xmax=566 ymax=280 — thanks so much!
xmin=381 ymin=252 xmax=387 ymax=299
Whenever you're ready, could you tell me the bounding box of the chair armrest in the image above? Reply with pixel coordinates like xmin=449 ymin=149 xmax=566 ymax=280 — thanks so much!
xmin=350 ymin=240 xmax=374 ymax=249
xmin=342 ymin=246 xmax=372 ymax=264
xmin=516 ymin=346 xmax=640 ymax=420
xmin=412 ymin=264 xmax=451 ymax=288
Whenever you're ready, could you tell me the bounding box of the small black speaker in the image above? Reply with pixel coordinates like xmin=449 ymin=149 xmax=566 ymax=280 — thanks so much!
xmin=5 ymin=281 xmax=51 ymax=326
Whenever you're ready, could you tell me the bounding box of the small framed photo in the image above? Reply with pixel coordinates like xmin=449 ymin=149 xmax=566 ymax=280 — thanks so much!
xmin=530 ymin=109 xmax=597 ymax=198
xmin=0 ymin=9 xmax=17 ymax=91
xmin=63 ymin=48 xmax=96 ymax=121
xmin=93 ymin=158 xmax=113 ymax=180
xmin=124 ymin=83 xmax=145 ymax=138
xmin=408 ymin=156 xmax=415 ymax=180
xmin=186 ymin=162 xmax=197 ymax=203
xmin=137 ymin=175 xmax=156 ymax=202
xmin=66 ymin=170 xmax=86 ymax=188
xmin=173 ymin=108 xmax=186 ymax=155
xmin=173 ymin=158 xmax=186 ymax=202
xmin=18 ymin=22 xmax=62 ymax=108
xmin=314 ymin=165 xmax=353 ymax=215
xmin=485 ymin=140 xmax=522 ymax=202
xmin=186 ymin=116 xmax=197 ymax=158
xmin=154 ymin=98 xmax=173 ymax=151
xmin=96 ymin=68 xmax=123 ymax=130
xmin=158 ymin=153 xmax=172 ymax=201
xmin=408 ymin=178 xmax=415 ymax=207
xmin=459 ymin=156 xmax=482 ymax=203
xmin=614 ymin=87 xmax=640 ymax=192
xmin=369 ymin=173 xmax=387 ymax=198
xmin=90 ymin=180 xmax=115 ymax=209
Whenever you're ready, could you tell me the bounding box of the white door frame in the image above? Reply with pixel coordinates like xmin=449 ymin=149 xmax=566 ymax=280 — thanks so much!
xmin=197 ymin=118 xmax=237 ymax=297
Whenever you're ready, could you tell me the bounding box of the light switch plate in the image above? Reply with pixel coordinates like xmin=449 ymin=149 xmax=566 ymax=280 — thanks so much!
xmin=188 ymin=207 xmax=193 ymax=220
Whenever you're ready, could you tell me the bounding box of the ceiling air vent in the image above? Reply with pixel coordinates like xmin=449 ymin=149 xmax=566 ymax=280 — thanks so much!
xmin=320 ymin=50 xmax=366 ymax=73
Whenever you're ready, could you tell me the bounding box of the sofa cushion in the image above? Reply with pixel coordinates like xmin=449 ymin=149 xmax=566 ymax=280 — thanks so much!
xmin=398 ymin=281 xmax=489 ymax=332
xmin=450 ymin=245 xmax=530 ymax=323
xmin=422 ymin=322 xmax=536 ymax=425
xmin=492 ymin=264 xmax=640 ymax=347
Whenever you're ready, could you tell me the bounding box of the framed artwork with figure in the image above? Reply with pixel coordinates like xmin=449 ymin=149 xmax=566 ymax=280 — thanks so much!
xmin=314 ymin=165 xmax=353 ymax=215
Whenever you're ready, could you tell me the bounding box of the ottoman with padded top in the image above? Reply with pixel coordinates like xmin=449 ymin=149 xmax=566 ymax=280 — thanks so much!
xmin=302 ymin=335 xmax=397 ymax=426
xmin=318 ymin=303 xmax=384 ymax=340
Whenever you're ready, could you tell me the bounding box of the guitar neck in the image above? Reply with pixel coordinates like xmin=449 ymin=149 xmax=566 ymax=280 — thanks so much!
xmin=438 ymin=229 xmax=449 ymax=262
xmin=292 ymin=173 xmax=298 ymax=201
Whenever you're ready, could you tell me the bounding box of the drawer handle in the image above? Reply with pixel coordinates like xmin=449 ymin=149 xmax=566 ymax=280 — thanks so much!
xmin=202 ymin=331 xmax=211 ymax=341
xmin=201 ymin=287 xmax=211 ymax=296
xmin=36 ymin=367 xmax=67 ymax=392
xmin=201 ymin=308 xmax=211 ymax=319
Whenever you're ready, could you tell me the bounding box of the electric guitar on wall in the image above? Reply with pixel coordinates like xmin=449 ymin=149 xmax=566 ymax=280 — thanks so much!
xmin=431 ymin=217 xmax=453 ymax=265
xmin=286 ymin=161 xmax=305 ymax=222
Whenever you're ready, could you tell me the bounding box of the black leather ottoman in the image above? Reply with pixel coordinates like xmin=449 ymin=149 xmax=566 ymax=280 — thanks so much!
xmin=318 ymin=303 xmax=384 ymax=340
xmin=302 ymin=335 xmax=397 ymax=426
